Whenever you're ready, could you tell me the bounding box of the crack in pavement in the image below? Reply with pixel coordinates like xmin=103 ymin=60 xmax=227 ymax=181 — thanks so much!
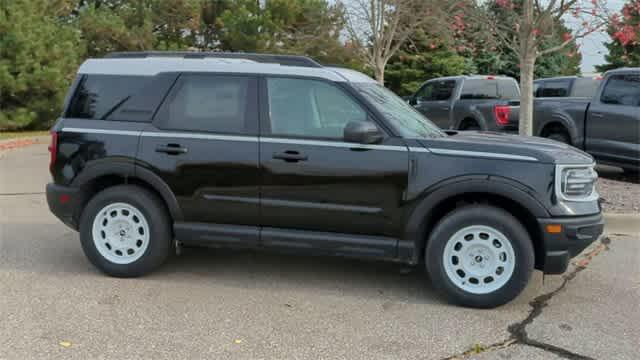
xmin=443 ymin=237 xmax=611 ymax=360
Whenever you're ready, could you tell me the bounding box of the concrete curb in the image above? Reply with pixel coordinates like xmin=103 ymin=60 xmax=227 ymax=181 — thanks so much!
xmin=604 ymin=213 xmax=640 ymax=236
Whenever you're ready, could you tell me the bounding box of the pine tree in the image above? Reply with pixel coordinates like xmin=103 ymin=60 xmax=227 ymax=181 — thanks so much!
xmin=0 ymin=0 xmax=84 ymax=130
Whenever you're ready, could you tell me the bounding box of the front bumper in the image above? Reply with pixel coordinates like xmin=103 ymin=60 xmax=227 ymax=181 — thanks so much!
xmin=46 ymin=183 xmax=81 ymax=230
xmin=537 ymin=213 xmax=604 ymax=274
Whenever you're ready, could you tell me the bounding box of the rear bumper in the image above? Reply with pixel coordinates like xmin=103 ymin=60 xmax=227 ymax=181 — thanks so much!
xmin=537 ymin=213 xmax=604 ymax=274
xmin=46 ymin=183 xmax=81 ymax=230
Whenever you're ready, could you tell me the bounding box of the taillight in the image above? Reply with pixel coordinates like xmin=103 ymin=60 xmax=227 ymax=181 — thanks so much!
xmin=494 ymin=105 xmax=510 ymax=126
xmin=48 ymin=131 xmax=58 ymax=171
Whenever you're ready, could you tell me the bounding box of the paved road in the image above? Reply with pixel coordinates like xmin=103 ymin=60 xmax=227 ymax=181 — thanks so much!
xmin=0 ymin=143 xmax=638 ymax=360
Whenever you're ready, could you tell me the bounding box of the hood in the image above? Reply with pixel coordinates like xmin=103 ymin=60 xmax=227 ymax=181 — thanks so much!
xmin=419 ymin=131 xmax=594 ymax=165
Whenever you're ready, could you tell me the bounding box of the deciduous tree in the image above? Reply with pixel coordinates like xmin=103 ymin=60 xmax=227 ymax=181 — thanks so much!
xmin=464 ymin=0 xmax=610 ymax=136
xmin=343 ymin=0 xmax=457 ymax=85
xmin=597 ymin=1 xmax=640 ymax=72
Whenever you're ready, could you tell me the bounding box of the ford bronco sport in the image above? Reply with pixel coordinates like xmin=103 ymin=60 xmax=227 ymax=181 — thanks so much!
xmin=46 ymin=52 xmax=604 ymax=308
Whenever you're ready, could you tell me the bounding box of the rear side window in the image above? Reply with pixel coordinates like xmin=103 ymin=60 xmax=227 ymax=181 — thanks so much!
xmin=66 ymin=75 xmax=150 ymax=119
xmin=416 ymin=80 xmax=456 ymax=101
xmin=570 ymin=78 xmax=600 ymax=98
xmin=155 ymin=74 xmax=257 ymax=134
xmin=600 ymin=74 xmax=640 ymax=106
xmin=460 ymin=79 xmax=498 ymax=99
xmin=537 ymin=80 xmax=571 ymax=97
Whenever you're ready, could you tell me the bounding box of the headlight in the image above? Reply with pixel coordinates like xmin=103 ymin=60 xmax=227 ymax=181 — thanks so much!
xmin=555 ymin=164 xmax=599 ymax=202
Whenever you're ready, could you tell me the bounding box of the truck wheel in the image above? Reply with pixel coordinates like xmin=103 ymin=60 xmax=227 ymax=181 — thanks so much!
xmin=425 ymin=205 xmax=534 ymax=308
xmin=79 ymin=185 xmax=171 ymax=277
xmin=546 ymin=132 xmax=570 ymax=144
xmin=460 ymin=121 xmax=480 ymax=131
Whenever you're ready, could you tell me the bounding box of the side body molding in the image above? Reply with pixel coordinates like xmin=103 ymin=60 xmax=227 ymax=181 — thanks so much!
xmin=399 ymin=176 xmax=550 ymax=264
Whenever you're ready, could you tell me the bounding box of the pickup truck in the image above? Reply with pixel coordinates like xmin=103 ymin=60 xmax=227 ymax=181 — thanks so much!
xmin=534 ymin=75 xmax=602 ymax=98
xmin=533 ymin=68 xmax=640 ymax=173
xmin=408 ymin=75 xmax=520 ymax=132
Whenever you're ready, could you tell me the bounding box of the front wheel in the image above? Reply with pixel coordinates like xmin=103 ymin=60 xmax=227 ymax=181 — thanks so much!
xmin=426 ymin=205 xmax=534 ymax=308
xmin=79 ymin=185 xmax=172 ymax=277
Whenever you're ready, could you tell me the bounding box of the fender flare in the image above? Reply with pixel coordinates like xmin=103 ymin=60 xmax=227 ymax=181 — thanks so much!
xmin=70 ymin=159 xmax=183 ymax=221
xmin=455 ymin=109 xmax=486 ymax=130
xmin=399 ymin=176 xmax=550 ymax=264
xmin=535 ymin=114 xmax=579 ymax=145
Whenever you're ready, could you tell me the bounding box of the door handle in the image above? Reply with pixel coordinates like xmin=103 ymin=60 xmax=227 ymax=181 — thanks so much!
xmin=156 ymin=144 xmax=188 ymax=155
xmin=591 ymin=112 xmax=604 ymax=118
xmin=273 ymin=151 xmax=308 ymax=162
xmin=440 ymin=106 xmax=450 ymax=110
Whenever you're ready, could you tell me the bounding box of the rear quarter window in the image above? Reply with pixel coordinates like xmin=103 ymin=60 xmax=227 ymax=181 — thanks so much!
xmin=65 ymin=75 xmax=151 ymax=120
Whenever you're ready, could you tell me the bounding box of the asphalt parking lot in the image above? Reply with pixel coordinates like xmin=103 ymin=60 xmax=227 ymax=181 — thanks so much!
xmin=1 ymin=143 xmax=638 ymax=360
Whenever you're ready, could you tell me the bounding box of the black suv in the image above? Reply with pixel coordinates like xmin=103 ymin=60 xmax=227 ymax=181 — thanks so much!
xmin=47 ymin=52 xmax=603 ymax=308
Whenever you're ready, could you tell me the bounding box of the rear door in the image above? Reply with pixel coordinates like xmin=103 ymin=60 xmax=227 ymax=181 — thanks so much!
xmin=412 ymin=80 xmax=456 ymax=128
xmin=586 ymin=73 xmax=640 ymax=166
xmin=137 ymin=73 xmax=261 ymax=244
xmin=258 ymin=76 xmax=409 ymax=254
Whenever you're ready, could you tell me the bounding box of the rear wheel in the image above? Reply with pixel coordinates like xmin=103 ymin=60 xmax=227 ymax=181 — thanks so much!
xmin=425 ymin=205 xmax=534 ymax=308
xmin=546 ymin=131 xmax=571 ymax=145
xmin=460 ymin=120 xmax=480 ymax=131
xmin=79 ymin=185 xmax=171 ymax=277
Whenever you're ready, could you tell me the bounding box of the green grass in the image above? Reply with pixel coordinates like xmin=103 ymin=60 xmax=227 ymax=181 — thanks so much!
xmin=0 ymin=131 xmax=49 ymax=140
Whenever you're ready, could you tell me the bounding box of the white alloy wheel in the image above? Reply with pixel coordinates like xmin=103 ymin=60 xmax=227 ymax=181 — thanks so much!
xmin=91 ymin=202 xmax=150 ymax=265
xmin=442 ymin=225 xmax=516 ymax=294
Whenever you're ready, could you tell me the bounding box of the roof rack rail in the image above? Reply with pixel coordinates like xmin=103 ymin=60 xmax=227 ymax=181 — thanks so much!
xmin=103 ymin=51 xmax=323 ymax=68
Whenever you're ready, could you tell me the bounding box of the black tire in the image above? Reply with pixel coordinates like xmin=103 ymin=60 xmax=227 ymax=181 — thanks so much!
xmin=546 ymin=132 xmax=570 ymax=144
xmin=425 ymin=205 xmax=534 ymax=308
xmin=79 ymin=185 xmax=172 ymax=277
xmin=460 ymin=121 xmax=480 ymax=131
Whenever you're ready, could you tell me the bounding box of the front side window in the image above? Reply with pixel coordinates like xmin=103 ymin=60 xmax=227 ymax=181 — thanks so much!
xmin=460 ymin=79 xmax=498 ymax=99
xmin=417 ymin=80 xmax=456 ymax=101
xmin=600 ymin=74 xmax=640 ymax=106
xmin=266 ymin=77 xmax=367 ymax=139
xmin=156 ymin=74 xmax=255 ymax=134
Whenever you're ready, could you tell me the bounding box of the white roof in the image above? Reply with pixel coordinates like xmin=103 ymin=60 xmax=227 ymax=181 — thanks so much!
xmin=78 ymin=57 xmax=377 ymax=83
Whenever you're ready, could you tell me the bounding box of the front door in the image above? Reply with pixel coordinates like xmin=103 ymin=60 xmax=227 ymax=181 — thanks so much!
xmin=137 ymin=73 xmax=261 ymax=244
xmin=586 ymin=73 xmax=640 ymax=166
xmin=259 ymin=77 xmax=409 ymax=243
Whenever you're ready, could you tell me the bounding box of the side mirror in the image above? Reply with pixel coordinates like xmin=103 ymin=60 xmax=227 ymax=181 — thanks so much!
xmin=408 ymin=97 xmax=418 ymax=106
xmin=344 ymin=121 xmax=383 ymax=144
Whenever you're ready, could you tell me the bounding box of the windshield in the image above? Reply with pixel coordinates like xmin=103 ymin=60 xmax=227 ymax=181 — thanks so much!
xmin=353 ymin=83 xmax=445 ymax=139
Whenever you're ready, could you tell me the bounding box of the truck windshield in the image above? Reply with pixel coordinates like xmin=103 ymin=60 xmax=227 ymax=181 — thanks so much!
xmin=353 ymin=83 xmax=445 ymax=139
